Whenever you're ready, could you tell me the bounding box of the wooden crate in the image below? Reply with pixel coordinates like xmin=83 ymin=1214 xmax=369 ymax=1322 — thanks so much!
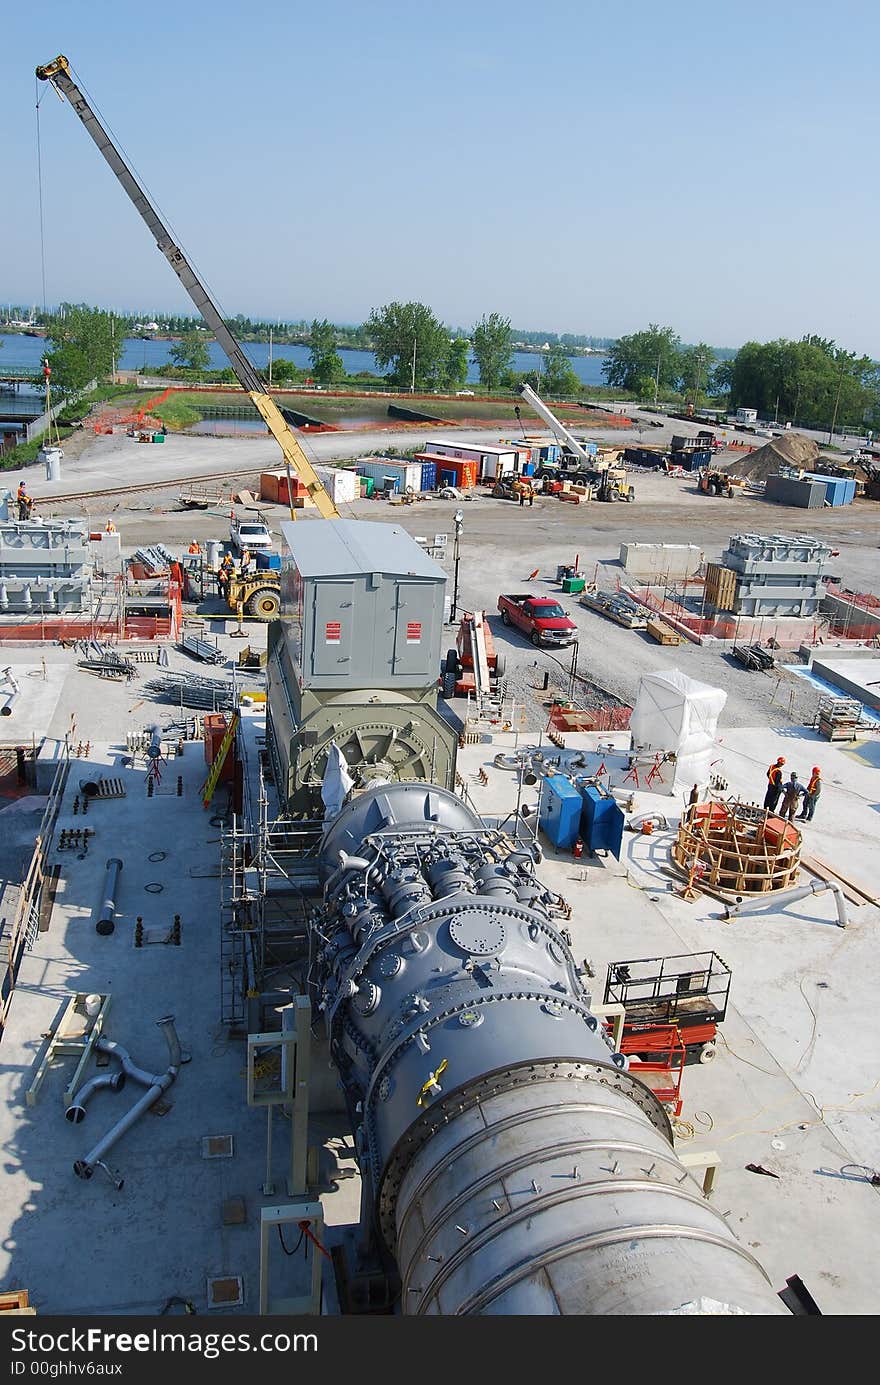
xmin=646 ymin=616 xmax=681 ymax=645
xmin=704 ymin=562 xmax=738 ymax=611
xmin=0 ymin=1289 xmax=35 ymax=1314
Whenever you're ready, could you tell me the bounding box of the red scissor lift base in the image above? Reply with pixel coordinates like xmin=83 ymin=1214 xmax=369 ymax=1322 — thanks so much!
xmin=619 ymin=1024 xmax=686 ymax=1118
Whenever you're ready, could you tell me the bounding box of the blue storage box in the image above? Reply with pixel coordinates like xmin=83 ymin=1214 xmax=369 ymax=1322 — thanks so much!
xmin=539 ymin=773 xmax=583 ymax=850
xmin=256 ymin=551 xmax=282 ymax=570
xmin=580 ymin=785 xmax=624 ymax=859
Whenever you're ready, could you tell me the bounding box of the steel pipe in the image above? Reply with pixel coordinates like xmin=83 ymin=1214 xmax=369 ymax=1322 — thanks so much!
xmin=95 ymin=857 xmax=123 ymax=936
xmin=74 ymin=1017 xmax=185 ymax=1184
xmin=723 ymin=877 xmax=847 ymax=928
xmin=65 ymin=1070 xmax=126 ymax=1124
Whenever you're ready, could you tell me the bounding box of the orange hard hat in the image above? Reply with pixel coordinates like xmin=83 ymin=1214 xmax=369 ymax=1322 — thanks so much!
xmin=776 ymin=756 xmax=786 ymax=765
xmin=812 ymin=766 xmax=820 ymax=774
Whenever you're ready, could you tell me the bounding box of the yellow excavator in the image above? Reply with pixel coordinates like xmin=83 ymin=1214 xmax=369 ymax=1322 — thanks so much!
xmin=36 ymin=55 xmax=338 ymax=525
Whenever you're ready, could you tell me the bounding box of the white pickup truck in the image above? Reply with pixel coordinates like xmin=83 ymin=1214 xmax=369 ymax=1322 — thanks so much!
xmin=229 ymin=518 xmax=273 ymax=552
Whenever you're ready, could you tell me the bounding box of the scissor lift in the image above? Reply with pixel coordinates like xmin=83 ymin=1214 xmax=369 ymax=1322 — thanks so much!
xmin=604 ymin=951 xmax=732 ymax=1065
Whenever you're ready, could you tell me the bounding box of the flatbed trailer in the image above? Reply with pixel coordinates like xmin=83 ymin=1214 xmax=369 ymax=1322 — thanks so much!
xmin=603 ymin=950 xmax=731 ymax=1063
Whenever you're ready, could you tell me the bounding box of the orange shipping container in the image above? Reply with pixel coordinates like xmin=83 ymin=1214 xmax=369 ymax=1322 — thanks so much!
xmin=441 ymin=458 xmax=478 ymax=489
xmin=260 ymin=471 xmax=281 ymax=504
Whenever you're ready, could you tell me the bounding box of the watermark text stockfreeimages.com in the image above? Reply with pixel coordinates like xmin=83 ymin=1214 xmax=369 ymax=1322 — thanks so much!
xmin=10 ymin=1327 xmax=317 ymax=1365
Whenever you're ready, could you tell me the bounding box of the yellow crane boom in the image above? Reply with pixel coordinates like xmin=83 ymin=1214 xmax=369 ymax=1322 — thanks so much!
xmin=36 ymin=54 xmax=339 ymax=521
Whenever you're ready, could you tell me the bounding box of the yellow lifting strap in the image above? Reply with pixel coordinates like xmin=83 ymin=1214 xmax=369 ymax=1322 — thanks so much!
xmin=416 ymin=1058 xmax=448 ymax=1107
xmin=201 ymin=710 xmax=240 ymax=808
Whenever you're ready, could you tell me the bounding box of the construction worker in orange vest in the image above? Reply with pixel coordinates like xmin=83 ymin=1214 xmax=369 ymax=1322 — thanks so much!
xmin=763 ymin=756 xmax=785 ymax=812
xmin=799 ymin=766 xmax=822 ymax=822
xmin=188 ymin=539 xmax=202 ymax=555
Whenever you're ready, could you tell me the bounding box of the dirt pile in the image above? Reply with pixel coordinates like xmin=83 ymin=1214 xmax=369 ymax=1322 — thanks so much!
xmin=722 ymin=432 xmax=819 ymax=482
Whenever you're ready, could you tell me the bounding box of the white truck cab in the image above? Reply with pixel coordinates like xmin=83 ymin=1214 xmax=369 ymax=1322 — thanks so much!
xmin=230 ymin=518 xmax=273 ymax=552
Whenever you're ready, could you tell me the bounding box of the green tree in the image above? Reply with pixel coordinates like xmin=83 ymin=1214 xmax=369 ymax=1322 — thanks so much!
xmin=44 ymin=304 xmax=120 ymax=394
xmin=542 ymin=344 xmax=581 ymax=397
xmin=270 ymin=358 xmax=305 ymax=385
xmin=366 ymin=301 xmax=449 ymax=389
xmin=169 ymin=329 xmax=210 ymax=372
xmin=710 ymin=358 xmax=735 ymax=396
xmin=678 ymin=342 xmax=716 ymax=407
xmin=472 ymin=312 xmax=512 ymax=392
xmin=308 ymin=319 xmax=345 ymax=384
xmin=727 ymin=336 xmax=880 ymax=430
xmin=602 ymin=324 xmax=682 ymax=396
xmin=440 ymin=337 xmax=470 ymax=390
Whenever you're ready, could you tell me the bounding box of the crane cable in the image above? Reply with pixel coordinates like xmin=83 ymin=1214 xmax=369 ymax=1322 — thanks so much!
xmin=35 ymin=76 xmax=49 ymax=319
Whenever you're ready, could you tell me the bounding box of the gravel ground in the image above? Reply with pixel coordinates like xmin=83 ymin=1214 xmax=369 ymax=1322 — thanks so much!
xmin=22 ymin=428 xmax=880 ymax=733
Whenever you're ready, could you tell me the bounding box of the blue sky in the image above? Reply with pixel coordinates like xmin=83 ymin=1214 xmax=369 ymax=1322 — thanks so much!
xmin=3 ymin=0 xmax=878 ymax=352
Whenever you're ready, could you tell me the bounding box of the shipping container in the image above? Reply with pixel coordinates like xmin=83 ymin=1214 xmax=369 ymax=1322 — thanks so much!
xmin=261 ymin=470 xmax=310 ymax=505
xmin=802 ymin=474 xmax=856 ymax=507
xmin=478 ymin=454 xmax=516 ymax=482
xmin=430 ymin=457 xmax=477 ymax=489
xmin=317 ymin=467 xmax=360 ymax=505
xmin=419 ymin=461 xmax=437 ymax=492
xmin=765 ymin=474 xmax=826 ymax=509
xmin=260 ymin=471 xmax=280 ymax=504
xmin=357 ymin=459 xmax=423 ymax=493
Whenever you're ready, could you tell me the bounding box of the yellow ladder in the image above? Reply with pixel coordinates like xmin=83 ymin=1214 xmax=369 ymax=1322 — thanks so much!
xmin=201 ymin=711 xmax=240 ymax=808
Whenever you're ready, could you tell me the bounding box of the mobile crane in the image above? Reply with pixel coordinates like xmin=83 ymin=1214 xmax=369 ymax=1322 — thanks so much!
xmin=35 ymin=55 xmax=339 ymax=522
xmin=517 ymin=381 xmax=634 ymax=501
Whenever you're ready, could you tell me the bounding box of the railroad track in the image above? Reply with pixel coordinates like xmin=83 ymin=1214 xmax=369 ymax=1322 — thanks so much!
xmin=38 ymin=467 xmax=266 ymax=507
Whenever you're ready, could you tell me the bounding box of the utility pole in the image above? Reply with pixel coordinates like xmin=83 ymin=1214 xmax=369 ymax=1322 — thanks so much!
xmin=828 ymin=366 xmax=845 ymax=444
xmin=411 ymin=336 xmax=417 ymax=394
xmin=653 ymin=348 xmax=661 ymax=405
xmin=268 ymin=327 xmax=273 ymax=386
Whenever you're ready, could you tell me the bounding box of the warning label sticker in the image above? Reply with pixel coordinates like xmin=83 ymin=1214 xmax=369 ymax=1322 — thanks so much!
xmin=325 ymin=622 xmax=342 ymax=644
xmin=406 ymin=622 xmax=422 ymax=644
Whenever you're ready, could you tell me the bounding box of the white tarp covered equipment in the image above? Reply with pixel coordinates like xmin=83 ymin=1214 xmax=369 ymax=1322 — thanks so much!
xmin=321 ymin=741 xmax=354 ymax=819
xmin=630 ymin=669 xmax=726 ymax=786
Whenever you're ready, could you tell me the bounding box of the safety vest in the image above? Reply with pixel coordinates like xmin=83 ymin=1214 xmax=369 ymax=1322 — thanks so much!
xmin=767 ymin=764 xmax=782 ymax=788
xmin=807 ymin=772 xmax=821 ymax=796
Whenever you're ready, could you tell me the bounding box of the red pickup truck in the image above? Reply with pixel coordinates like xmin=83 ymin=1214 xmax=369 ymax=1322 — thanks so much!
xmin=497 ymin=594 xmax=578 ymax=648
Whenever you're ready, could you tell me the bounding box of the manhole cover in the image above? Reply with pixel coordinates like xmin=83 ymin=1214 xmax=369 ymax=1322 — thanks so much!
xmin=449 ymin=909 xmax=506 ymax=957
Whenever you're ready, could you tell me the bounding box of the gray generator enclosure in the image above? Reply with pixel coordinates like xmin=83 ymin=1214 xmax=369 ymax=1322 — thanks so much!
xmin=267 ymin=520 xmax=458 ymax=816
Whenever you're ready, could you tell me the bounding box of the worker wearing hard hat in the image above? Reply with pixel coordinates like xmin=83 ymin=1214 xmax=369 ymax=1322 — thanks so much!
xmin=17 ymin=482 xmax=33 ymax=521
xmin=799 ymin=767 xmax=822 ymax=822
xmin=188 ymin=539 xmax=202 ymax=555
xmin=780 ymin=772 xmax=805 ymax=823
xmin=763 ymin=757 xmax=786 ymax=812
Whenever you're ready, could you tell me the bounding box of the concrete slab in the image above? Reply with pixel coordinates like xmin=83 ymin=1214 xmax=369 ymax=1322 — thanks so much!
xmin=0 ymin=737 xmax=315 ymax=1315
xmin=811 ymin=655 xmax=880 ymax=713
xmin=1 ymin=646 xmax=878 ymax=1315
xmin=454 ymin=725 xmax=880 ymax=1313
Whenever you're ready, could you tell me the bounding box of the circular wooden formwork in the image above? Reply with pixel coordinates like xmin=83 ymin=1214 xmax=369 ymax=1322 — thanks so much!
xmin=672 ymin=799 xmax=801 ymax=896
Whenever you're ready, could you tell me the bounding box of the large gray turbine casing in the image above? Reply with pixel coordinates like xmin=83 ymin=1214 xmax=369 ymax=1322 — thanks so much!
xmin=314 ymin=781 xmax=785 ymax=1316
xmin=266 ymin=520 xmax=458 ymax=816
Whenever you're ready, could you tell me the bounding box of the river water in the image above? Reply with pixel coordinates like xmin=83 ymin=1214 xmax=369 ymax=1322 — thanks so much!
xmin=0 ymin=332 xmax=609 ymax=388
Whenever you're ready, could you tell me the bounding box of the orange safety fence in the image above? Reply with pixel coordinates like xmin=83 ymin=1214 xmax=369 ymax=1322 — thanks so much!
xmin=547 ymin=703 xmax=632 ymax=733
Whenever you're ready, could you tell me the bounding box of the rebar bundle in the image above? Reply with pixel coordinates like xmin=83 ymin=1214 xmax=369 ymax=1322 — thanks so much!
xmin=145 ymin=671 xmax=236 ymax=710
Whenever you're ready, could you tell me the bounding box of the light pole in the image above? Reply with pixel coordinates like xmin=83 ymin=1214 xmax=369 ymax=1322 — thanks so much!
xmin=411 ymin=336 xmax=417 ymax=394
xmin=450 ymin=510 xmax=463 ymax=622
